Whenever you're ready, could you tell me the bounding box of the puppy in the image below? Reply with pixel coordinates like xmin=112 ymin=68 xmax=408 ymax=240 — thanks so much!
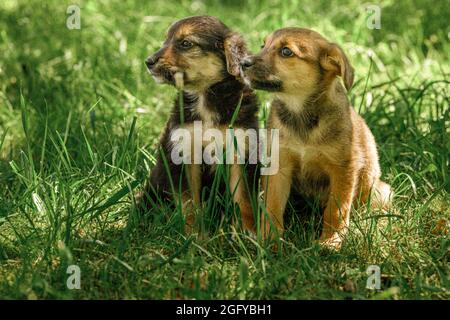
xmin=241 ymin=28 xmax=392 ymax=249
xmin=139 ymin=16 xmax=259 ymax=233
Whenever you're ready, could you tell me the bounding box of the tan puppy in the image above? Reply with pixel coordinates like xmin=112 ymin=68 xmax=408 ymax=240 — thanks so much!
xmin=241 ymin=28 xmax=392 ymax=249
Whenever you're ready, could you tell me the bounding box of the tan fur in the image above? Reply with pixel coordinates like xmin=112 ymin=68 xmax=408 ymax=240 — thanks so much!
xmin=245 ymin=28 xmax=392 ymax=249
xmin=182 ymin=53 xmax=225 ymax=91
xmin=182 ymin=164 xmax=201 ymax=233
xmin=171 ymin=23 xmax=193 ymax=39
xmin=224 ymin=33 xmax=248 ymax=78
xmin=191 ymin=94 xmax=219 ymax=125
xmin=229 ymin=163 xmax=254 ymax=231
xmin=156 ymin=47 xmax=225 ymax=92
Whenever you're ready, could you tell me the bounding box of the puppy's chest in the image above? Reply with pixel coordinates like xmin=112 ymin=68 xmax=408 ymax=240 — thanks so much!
xmin=276 ymin=118 xmax=338 ymax=170
xmin=170 ymin=97 xmax=231 ymax=152
xmin=279 ymin=127 xmax=334 ymax=196
xmin=192 ymin=95 xmax=219 ymax=127
xmin=281 ymin=134 xmax=322 ymax=165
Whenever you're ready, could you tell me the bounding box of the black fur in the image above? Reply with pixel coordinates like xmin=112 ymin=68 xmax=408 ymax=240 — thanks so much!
xmin=272 ymin=98 xmax=320 ymax=141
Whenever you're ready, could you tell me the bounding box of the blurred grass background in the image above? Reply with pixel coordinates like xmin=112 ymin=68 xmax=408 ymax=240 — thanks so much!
xmin=0 ymin=0 xmax=448 ymax=299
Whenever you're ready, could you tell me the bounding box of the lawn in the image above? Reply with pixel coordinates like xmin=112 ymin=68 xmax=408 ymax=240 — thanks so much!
xmin=0 ymin=0 xmax=448 ymax=299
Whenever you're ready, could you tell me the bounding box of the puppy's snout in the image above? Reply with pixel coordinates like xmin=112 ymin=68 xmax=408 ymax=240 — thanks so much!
xmin=240 ymin=57 xmax=255 ymax=70
xmin=145 ymin=56 xmax=158 ymax=69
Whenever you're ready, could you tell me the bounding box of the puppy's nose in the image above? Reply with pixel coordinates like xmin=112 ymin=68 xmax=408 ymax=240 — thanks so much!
xmin=145 ymin=56 xmax=158 ymax=69
xmin=240 ymin=57 xmax=255 ymax=70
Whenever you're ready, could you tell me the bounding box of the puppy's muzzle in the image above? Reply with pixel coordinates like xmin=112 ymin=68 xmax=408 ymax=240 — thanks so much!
xmin=145 ymin=56 xmax=158 ymax=70
xmin=145 ymin=49 xmax=177 ymax=84
xmin=145 ymin=53 xmax=163 ymax=71
xmin=240 ymin=57 xmax=255 ymax=71
xmin=145 ymin=48 xmax=165 ymax=71
xmin=241 ymin=56 xmax=282 ymax=92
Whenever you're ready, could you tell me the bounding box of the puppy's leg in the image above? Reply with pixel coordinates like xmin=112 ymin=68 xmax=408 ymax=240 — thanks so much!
xmin=260 ymin=151 xmax=293 ymax=240
xmin=359 ymin=172 xmax=393 ymax=211
xmin=319 ymin=167 xmax=357 ymax=249
xmin=229 ymin=163 xmax=254 ymax=232
xmin=183 ymin=163 xmax=201 ymax=233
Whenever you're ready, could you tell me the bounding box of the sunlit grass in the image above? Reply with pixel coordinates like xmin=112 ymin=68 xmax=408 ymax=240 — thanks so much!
xmin=0 ymin=0 xmax=448 ymax=299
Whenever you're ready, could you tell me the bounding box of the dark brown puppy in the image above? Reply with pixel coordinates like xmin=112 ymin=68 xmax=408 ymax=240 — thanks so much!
xmin=138 ymin=16 xmax=259 ymax=233
xmin=241 ymin=28 xmax=392 ymax=249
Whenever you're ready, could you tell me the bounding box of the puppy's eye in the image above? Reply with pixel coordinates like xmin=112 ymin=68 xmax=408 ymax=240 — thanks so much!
xmin=280 ymin=47 xmax=293 ymax=57
xmin=260 ymin=43 xmax=265 ymax=49
xmin=180 ymin=40 xmax=193 ymax=49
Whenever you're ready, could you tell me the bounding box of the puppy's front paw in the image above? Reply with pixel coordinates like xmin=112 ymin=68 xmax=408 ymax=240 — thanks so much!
xmin=318 ymin=233 xmax=343 ymax=250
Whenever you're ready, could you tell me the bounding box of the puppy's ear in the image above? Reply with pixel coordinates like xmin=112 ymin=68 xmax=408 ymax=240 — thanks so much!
xmin=223 ymin=33 xmax=248 ymax=78
xmin=320 ymin=44 xmax=354 ymax=91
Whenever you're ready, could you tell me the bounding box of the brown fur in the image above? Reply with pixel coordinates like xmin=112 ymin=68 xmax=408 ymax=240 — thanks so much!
xmin=242 ymin=28 xmax=392 ymax=249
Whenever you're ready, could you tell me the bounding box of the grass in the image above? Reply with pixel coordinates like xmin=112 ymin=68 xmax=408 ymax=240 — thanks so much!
xmin=0 ymin=0 xmax=448 ymax=299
